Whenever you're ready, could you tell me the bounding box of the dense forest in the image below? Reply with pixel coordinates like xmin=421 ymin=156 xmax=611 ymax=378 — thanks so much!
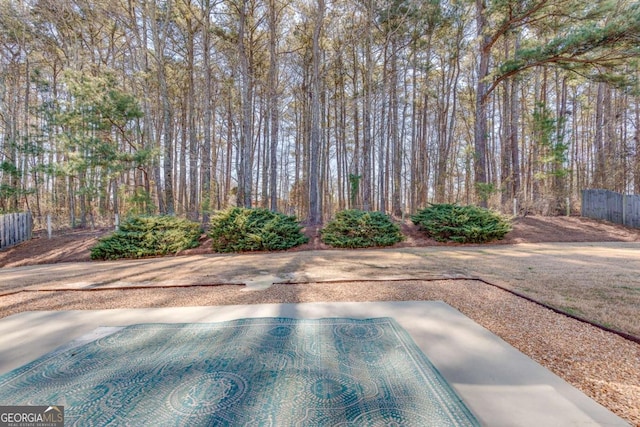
xmin=1 ymin=0 xmax=639 ymax=227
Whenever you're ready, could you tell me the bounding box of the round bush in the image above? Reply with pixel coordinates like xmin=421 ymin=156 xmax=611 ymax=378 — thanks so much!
xmin=411 ymin=203 xmax=511 ymax=243
xmin=321 ymin=209 xmax=404 ymax=248
xmin=209 ymin=207 xmax=308 ymax=252
xmin=91 ymin=215 xmax=202 ymax=260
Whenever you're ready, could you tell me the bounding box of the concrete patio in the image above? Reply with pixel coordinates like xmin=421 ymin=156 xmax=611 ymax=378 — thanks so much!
xmin=0 ymin=301 xmax=629 ymax=426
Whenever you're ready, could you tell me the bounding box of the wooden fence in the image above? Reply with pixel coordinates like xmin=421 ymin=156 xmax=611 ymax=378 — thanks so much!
xmin=0 ymin=212 xmax=33 ymax=250
xmin=581 ymin=189 xmax=640 ymax=228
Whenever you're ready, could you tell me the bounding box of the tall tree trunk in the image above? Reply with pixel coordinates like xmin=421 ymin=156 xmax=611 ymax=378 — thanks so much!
xmin=237 ymin=0 xmax=253 ymax=208
xmin=268 ymin=0 xmax=279 ymax=212
xmin=553 ymin=75 xmax=568 ymax=213
xmin=531 ymin=68 xmax=548 ymax=209
xmin=409 ymin=41 xmax=418 ymax=213
xmin=362 ymin=0 xmax=373 ymax=211
xmin=308 ymin=0 xmax=324 ymax=225
xmin=603 ymin=84 xmax=615 ymax=190
xmin=378 ymin=45 xmax=388 ymax=213
xmin=201 ymin=0 xmax=213 ymax=224
xmin=68 ymin=176 xmax=76 ymax=227
xmin=594 ymin=82 xmax=606 ymax=188
xmin=225 ymin=97 xmax=233 ymax=207
xmin=187 ymin=22 xmax=199 ymax=221
xmin=474 ymin=0 xmax=490 ymax=207
xmin=390 ymin=38 xmax=402 ymax=217
xmin=334 ymin=63 xmax=346 ymax=211
xmin=260 ymin=102 xmax=268 ymax=208
xmin=435 ymin=52 xmax=457 ymax=204
xmin=501 ymin=37 xmax=512 ymax=208
xmin=350 ymin=44 xmax=361 ymax=209
xmin=149 ymin=1 xmax=175 ymax=215
xmin=510 ymin=73 xmax=520 ymax=204
xmin=179 ymin=105 xmax=187 ymax=213
xmin=129 ymin=0 xmax=163 ymax=213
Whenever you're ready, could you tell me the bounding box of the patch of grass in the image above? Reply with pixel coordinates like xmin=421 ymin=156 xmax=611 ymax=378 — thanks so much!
xmin=321 ymin=210 xmax=404 ymax=248
xmin=209 ymin=207 xmax=308 ymax=253
xmin=560 ymin=306 xmax=586 ymax=317
xmin=91 ymin=215 xmax=202 ymax=260
xmin=615 ymin=286 xmax=640 ymax=292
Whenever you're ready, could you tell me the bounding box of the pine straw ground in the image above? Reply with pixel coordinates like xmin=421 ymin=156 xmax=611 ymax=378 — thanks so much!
xmin=1 ymin=279 xmax=638 ymax=425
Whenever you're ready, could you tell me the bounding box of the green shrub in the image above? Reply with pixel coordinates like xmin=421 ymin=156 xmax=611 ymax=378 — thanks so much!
xmin=209 ymin=207 xmax=308 ymax=252
xmin=411 ymin=203 xmax=512 ymax=243
xmin=321 ymin=209 xmax=403 ymax=248
xmin=90 ymin=215 xmax=202 ymax=260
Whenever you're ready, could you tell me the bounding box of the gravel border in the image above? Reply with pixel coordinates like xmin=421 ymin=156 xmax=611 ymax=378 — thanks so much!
xmin=0 ymin=279 xmax=638 ymax=425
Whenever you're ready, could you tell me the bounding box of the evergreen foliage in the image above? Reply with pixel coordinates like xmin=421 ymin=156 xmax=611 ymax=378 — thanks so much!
xmin=209 ymin=207 xmax=308 ymax=252
xmin=496 ymin=3 xmax=640 ymax=90
xmin=412 ymin=204 xmax=512 ymax=243
xmin=532 ymin=102 xmax=569 ymax=179
xmin=90 ymin=215 xmax=202 ymax=260
xmin=321 ymin=209 xmax=403 ymax=248
xmin=55 ymin=72 xmax=155 ymax=215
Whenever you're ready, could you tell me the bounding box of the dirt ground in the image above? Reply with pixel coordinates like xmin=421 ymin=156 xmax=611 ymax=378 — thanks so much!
xmin=1 ymin=215 xmax=639 ymax=268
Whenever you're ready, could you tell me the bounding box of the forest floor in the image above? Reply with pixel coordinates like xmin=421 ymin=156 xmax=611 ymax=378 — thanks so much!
xmin=1 ymin=214 xmax=639 ymax=267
